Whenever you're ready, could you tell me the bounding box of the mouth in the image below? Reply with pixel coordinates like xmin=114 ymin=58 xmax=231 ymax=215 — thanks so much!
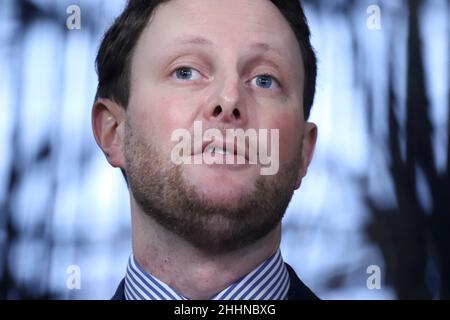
xmin=191 ymin=140 xmax=250 ymax=162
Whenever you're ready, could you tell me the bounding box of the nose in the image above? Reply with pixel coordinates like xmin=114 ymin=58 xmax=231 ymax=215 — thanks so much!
xmin=203 ymin=75 xmax=248 ymax=126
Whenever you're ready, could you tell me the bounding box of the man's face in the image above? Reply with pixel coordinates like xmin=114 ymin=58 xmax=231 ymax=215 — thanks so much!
xmin=121 ymin=0 xmax=313 ymax=253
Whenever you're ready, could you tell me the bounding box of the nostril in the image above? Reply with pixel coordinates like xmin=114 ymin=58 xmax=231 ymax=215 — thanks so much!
xmin=233 ymin=108 xmax=240 ymax=119
xmin=213 ymin=105 xmax=222 ymax=117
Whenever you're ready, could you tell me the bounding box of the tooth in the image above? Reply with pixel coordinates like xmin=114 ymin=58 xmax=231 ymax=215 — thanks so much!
xmin=203 ymin=145 xmax=235 ymax=156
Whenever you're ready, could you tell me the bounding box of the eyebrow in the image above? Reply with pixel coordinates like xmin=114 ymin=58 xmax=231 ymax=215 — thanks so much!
xmin=168 ymin=35 xmax=283 ymax=57
xmin=168 ymin=35 xmax=213 ymax=47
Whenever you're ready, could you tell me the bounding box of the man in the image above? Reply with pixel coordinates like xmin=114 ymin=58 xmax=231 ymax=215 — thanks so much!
xmin=92 ymin=0 xmax=318 ymax=300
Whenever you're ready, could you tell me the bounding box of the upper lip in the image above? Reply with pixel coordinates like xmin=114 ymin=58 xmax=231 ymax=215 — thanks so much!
xmin=193 ymin=139 xmax=249 ymax=161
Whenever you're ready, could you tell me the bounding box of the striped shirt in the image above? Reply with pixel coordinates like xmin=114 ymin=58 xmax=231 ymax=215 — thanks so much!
xmin=124 ymin=249 xmax=290 ymax=300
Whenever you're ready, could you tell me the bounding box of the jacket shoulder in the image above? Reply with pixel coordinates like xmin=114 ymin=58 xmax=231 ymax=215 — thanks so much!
xmin=111 ymin=278 xmax=126 ymax=300
xmin=285 ymin=263 xmax=319 ymax=300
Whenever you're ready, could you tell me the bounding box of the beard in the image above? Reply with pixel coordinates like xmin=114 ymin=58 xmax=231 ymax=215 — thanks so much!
xmin=123 ymin=122 xmax=302 ymax=255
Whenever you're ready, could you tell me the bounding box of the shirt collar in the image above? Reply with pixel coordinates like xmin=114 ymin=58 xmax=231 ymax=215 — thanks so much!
xmin=124 ymin=249 xmax=290 ymax=300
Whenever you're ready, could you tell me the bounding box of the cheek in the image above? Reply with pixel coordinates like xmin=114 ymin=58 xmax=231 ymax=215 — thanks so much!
xmin=129 ymin=90 xmax=199 ymax=147
xmin=265 ymin=113 xmax=302 ymax=163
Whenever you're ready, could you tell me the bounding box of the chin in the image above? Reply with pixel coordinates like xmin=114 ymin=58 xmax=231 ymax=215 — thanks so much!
xmin=201 ymin=183 xmax=253 ymax=203
xmin=181 ymin=164 xmax=259 ymax=202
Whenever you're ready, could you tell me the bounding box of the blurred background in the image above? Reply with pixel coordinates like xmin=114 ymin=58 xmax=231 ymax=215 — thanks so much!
xmin=0 ymin=0 xmax=448 ymax=299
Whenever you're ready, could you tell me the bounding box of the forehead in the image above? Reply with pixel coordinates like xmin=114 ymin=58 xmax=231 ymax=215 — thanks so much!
xmin=133 ymin=0 xmax=302 ymax=68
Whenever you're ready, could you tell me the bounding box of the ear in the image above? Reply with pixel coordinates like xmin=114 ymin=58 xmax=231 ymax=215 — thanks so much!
xmin=91 ymin=98 xmax=126 ymax=169
xmin=294 ymin=122 xmax=317 ymax=190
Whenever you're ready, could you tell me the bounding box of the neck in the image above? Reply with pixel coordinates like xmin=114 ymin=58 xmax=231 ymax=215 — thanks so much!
xmin=130 ymin=197 xmax=281 ymax=300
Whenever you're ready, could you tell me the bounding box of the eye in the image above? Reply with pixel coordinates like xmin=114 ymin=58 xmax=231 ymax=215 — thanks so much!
xmin=250 ymin=74 xmax=280 ymax=90
xmin=172 ymin=67 xmax=201 ymax=81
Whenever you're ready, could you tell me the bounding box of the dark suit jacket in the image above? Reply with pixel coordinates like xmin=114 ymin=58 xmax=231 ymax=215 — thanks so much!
xmin=112 ymin=263 xmax=319 ymax=300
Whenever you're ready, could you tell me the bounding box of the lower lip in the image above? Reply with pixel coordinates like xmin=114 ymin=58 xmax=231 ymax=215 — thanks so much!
xmin=191 ymin=153 xmax=250 ymax=167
